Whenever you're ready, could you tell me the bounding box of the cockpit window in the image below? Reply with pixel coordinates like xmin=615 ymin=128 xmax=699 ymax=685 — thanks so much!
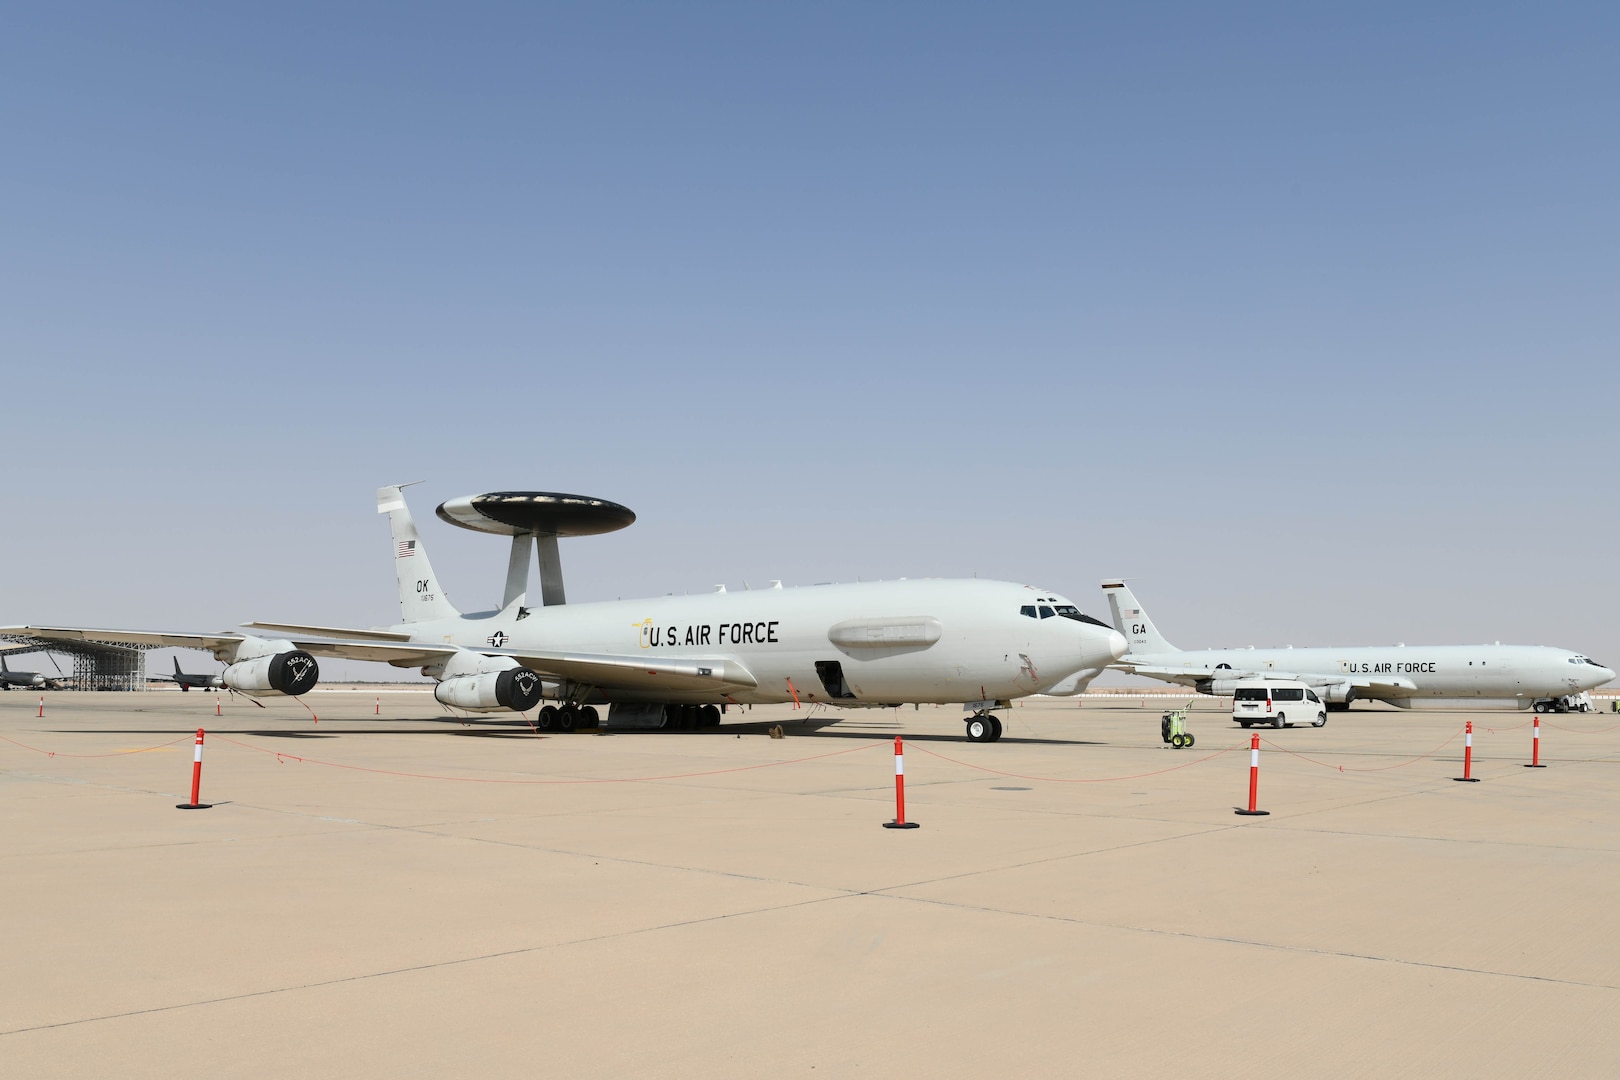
xmin=1038 ymin=605 xmax=1056 ymax=619
xmin=1020 ymin=605 xmax=1037 ymax=619
xmin=1052 ymin=604 xmax=1114 ymax=629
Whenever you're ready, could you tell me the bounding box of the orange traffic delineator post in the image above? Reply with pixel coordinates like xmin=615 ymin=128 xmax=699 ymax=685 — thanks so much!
xmin=1454 ymin=720 xmax=1481 ymax=782
xmin=1525 ymin=715 xmax=1546 ymax=768
xmin=882 ymin=735 xmax=920 ymax=829
xmin=214 ymin=694 xmax=222 ymax=717
xmin=176 ymin=729 xmax=213 ymax=810
xmin=375 ymin=696 xmax=381 ymax=716
xmin=1234 ymin=732 xmax=1270 ymax=816
xmin=37 ymin=695 xmax=44 ymax=717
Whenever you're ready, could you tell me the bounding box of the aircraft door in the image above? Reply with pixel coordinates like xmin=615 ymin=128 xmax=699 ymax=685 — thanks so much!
xmin=814 ymin=661 xmax=857 ymax=700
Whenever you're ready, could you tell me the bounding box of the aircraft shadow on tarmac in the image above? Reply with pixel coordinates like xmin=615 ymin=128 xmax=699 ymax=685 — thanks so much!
xmin=47 ymin=714 xmax=1105 ymax=746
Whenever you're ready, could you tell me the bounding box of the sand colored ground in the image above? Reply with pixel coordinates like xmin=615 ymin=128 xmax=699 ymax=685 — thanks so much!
xmin=3 ymin=691 xmax=1617 ymax=1078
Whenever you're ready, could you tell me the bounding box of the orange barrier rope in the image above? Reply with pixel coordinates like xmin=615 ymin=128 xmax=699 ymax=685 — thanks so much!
xmin=0 ymin=732 xmax=194 ymax=759
xmin=210 ymin=732 xmax=886 ymax=784
xmin=1541 ymin=719 xmax=1620 ymax=735
xmin=1258 ymin=725 xmax=1465 ymax=773
xmin=912 ymin=740 xmax=1245 ymax=783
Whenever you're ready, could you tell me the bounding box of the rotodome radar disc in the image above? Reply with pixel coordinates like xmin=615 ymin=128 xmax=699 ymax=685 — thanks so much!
xmin=435 ymin=491 xmax=636 ymax=537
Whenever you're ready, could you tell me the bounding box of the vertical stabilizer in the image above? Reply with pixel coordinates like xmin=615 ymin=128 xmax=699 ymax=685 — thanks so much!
xmin=377 ymin=484 xmax=462 ymax=623
xmin=1101 ymin=580 xmax=1178 ymax=654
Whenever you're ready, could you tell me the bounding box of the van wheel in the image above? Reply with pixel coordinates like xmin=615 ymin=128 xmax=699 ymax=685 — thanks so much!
xmin=1313 ymin=712 xmax=1327 ymax=727
xmin=1238 ymin=721 xmax=1252 ymax=728
xmin=1273 ymin=713 xmax=1286 ymax=729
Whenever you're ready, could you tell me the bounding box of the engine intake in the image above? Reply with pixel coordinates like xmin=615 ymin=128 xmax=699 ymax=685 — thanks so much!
xmin=434 ymin=666 xmax=543 ymax=713
xmin=224 ymin=650 xmax=320 ymax=697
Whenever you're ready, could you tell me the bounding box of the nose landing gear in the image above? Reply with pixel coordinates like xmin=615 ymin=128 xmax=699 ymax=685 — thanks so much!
xmin=965 ymin=712 xmax=1003 ymax=742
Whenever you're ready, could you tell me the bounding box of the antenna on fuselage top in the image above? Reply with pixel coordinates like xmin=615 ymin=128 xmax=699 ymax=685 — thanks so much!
xmin=435 ymin=490 xmax=637 ymax=609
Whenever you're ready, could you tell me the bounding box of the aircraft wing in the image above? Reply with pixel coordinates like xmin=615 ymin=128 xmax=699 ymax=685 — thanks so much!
xmin=242 ymin=621 xmax=416 ymax=642
xmin=497 ymin=649 xmax=759 ymax=692
xmin=0 ymin=625 xmax=757 ymax=691
xmin=0 ymin=625 xmax=459 ymax=668
xmin=0 ymin=625 xmax=250 ymax=652
xmin=1110 ymin=664 xmax=1206 ymax=685
xmin=1114 ymin=661 xmax=1418 ymax=696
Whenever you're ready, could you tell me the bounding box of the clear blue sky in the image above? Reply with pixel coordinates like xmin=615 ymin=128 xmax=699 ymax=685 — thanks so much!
xmin=3 ymin=4 xmax=1616 ymax=681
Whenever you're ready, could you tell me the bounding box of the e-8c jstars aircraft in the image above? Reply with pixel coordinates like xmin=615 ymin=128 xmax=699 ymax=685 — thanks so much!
xmin=2 ymin=487 xmax=1126 ymax=742
xmin=1102 ymin=580 xmax=1613 ymax=712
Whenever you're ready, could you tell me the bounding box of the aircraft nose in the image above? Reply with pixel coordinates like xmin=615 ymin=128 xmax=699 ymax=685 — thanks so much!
xmin=1589 ymin=665 xmax=1616 ymax=688
xmin=1107 ymin=629 xmax=1128 ymax=661
xmin=1078 ymin=625 xmax=1128 ymax=668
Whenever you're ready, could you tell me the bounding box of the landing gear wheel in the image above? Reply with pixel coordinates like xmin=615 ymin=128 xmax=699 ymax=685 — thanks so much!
xmin=966 ymin=715 xmax=993 ymax=742
xmin=1313 ymin=712 xmax=1327 ymax=727
xmin=537 ymin=705 xmax=558 ymax=731
xmin=558 ymin=706 xmax=578 ymax=733
xmin=699 ymin=704 xmax=721 ymax=727
xmin=1273 ymin=713 xmax=1286 ymax=729
xmin=579 ymin=705 xmax=600 ymax=727
xmin=988 ymin=716 xmax=1003 ymax=741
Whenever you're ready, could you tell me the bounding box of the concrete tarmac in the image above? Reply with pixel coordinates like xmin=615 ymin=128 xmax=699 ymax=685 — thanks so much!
xmin=4 ymin=691 xmax=1618 ymax=1078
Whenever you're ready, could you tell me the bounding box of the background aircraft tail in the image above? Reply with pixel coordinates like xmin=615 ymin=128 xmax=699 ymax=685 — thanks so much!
xmin=377 ymin=484 xmax=462 ymax=624
xmin=1101 ymin=580 xmax=1178 ymax=654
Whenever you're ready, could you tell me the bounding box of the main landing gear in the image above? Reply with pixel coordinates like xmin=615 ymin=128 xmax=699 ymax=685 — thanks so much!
xmin=535 ymin=704 xmax=600 ymax=732
xmin=965 ymin=712 xmax=1004 ymax=742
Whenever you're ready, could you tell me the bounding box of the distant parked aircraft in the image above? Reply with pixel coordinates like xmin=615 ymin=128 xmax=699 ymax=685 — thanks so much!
xmin=1102 ymin=580 xmax=1613 ymax=712
xmin=152 ymin=656 xmax=224 ymax=692
xmin=0 ymin=655 xmax=48 ymax=690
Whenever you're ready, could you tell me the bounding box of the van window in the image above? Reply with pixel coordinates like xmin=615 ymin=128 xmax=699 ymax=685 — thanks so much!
xmin=1233 ymin=688 xmax=1268 ymax=702
xmin=1306 ymin=690 xmax=1320 ymax=703
xmin=1272 ymin=688 xmax=1304 ymax=702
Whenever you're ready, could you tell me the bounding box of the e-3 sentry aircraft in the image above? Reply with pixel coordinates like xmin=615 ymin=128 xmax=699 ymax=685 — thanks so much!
xmin=0 ymin=487 xmax=1126 ymax=742
xmin=1102 ymin=580 xmax=1613 ymax=712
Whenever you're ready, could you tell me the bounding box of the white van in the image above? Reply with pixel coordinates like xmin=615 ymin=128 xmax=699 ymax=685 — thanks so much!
xmin=1231 ymin=680 xmax=1327 ymax=728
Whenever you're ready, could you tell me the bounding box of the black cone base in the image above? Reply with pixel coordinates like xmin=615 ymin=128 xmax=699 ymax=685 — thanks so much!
xmin=1234 ymin=809 xmax=1270 ymax=816
xmin=1452 ymin=777 xmax=1481 ymax=783
xmin=1523 ymin=764 xmax=1547 ymax=768
xmin=882 ymin=821 xmax=921 ymax=829
xmin=176 ymin=803 xmax=214 ymax=810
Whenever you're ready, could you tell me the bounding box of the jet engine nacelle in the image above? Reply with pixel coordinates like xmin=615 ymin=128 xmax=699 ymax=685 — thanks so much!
xmin=1319 ymin=682 xmax=1357 ymax=705
xmin=223 ymin=639 xmax=320 ymax=698
xmin=1197 ymin=676 xmax=1252 ymax=696
xmin=430 ymin=651 xmax=544 ymax=713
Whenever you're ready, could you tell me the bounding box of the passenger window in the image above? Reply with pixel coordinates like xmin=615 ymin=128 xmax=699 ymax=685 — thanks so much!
xmin=1038 ymin=606 xmax=1055 ymax=619
xmin=1020 ymin=606 xmax=1037 ymax=618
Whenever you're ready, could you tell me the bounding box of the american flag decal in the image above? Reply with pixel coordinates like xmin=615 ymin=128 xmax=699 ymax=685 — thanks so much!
xmin=1123 ymin=608 xmax=1140 ymax=616
xmin=397 ymin=540 xmax=416 ymax=558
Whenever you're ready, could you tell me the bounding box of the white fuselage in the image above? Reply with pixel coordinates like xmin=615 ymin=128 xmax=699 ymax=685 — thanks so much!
xmin=1121 ymin=644 xmax=1613 ymax=710
xmin=392 ymin=579 xmax=1125 ymax=706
